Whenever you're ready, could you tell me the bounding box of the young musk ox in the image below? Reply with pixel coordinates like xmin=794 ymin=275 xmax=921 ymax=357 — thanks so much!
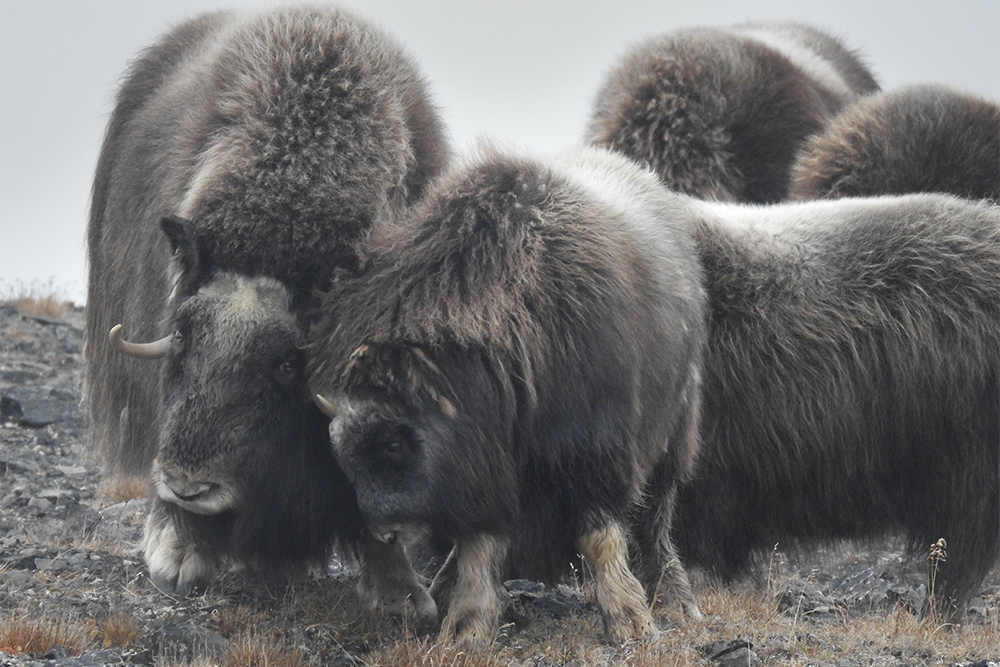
xmin=309 ymin=146 xmax=708 ymax=645
xmin=85 ymin=6 xmax=447 ymax=621
xmin=586 ymin=22 xmax=878 ymax=203
xmin=789 ymin=84 xmax=1000 ymax=201
xmin=671 ymin=193 xmax=999 ymax=623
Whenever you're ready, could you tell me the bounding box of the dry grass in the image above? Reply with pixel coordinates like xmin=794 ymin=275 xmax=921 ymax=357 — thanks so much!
xmin=97 ymin=474 xmax=152 ymax=503
xmin=0 ymin=614 xmax=94 ymax=657
xmin=0 ymin=278 xmax=74 ymax=318
xmin=100 ymin=611 xmax=142 ymax=649
xmin=224 ymin=634 xmax=310 ymax=667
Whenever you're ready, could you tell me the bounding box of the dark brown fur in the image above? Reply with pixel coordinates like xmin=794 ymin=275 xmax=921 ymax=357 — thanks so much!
xmin=586 ymin=22 xmax=878 ymax=203
xmin=790 ymin=85 xmax=1000 ymax=201
xmin=309 ymin=147 xmax=708 ymax=643
xmin=674 ymin=194 xmax=1000 ymax=624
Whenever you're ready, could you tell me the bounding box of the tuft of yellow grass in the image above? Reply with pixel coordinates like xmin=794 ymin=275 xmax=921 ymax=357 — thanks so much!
xmin=100 ymin=611 xmax=141 ymax=649
xmin=98 ymin=474 xmax=151 ymax=503
xmin=0 ymin=615 xmax=93 ymax=657
xmin=0 ymin=278 xmax=73 ymax=319
xmin=224 ymin=635 xmax=310 ymax=667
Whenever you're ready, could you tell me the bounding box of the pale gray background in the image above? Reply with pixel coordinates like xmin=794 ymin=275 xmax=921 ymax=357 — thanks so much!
xmin=2 ymin=0 xmax=998 ymax=305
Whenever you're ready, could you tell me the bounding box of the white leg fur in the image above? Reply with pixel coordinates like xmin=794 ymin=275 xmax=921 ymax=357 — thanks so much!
xmin=142 ymin=509 xmax=217 ymax=596
xmin=438 ymin=533 xmax=509 ymax=646
xmin=579 ymin=522 xmax=660 ymax=644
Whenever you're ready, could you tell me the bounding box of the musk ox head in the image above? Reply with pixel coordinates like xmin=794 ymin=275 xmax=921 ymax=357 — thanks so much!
xmin=111 ymin=215 xmax=348 ymax=529
xmin=316 ymin=342 xmax=517 ymax=547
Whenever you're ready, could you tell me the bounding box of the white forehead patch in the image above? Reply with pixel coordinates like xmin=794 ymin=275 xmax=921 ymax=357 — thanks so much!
xmin=327 ymin=396 xmax=373 ymax=448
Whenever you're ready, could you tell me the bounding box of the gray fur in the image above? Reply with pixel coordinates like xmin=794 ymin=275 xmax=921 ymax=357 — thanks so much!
xmin=675 ymin=194 xmax=1000 ymax=624
xmin=586 ymin=22 xmax=878 ymax=203
xmin=790 ymin=84 xmax=1000 ymax=201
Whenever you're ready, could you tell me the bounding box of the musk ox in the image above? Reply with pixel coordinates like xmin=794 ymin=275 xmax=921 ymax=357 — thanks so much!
xmin=85 ymin=5 xmax=446 ymax=619
xmin=586 ymin=22 xmax=878 ymax=203
xmin=789 ymin=84 xmax=1000 ymax=201
xmin=672 ymin=193 xmax=1000 ymax=623
xmin=309 ymin=146 xmax=708 ymax=644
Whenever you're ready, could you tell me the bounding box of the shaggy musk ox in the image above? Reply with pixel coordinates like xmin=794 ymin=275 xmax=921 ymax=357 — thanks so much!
xmin=309 ymin=146 xmax=708 ymax=644
xmin=84 ymin=5 xmax=447 ymax=618
xmin=673 ymin=194 xmax=1000 ymax=623
xmin=790 ymin=84 xmax=1000 ymax=201
xmin=586 ymin=22 xmax=878 ymax=203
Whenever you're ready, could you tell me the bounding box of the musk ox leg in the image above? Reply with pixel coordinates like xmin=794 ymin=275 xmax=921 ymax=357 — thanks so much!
xmin=435 ymin=533 xmax=509 ymax=646
xmin=579 ymin=521 xmax=660 ymax=644
xmin=631 ymin=484 xmax=702 ymax=619
xmin=142 ymin=499 xmax=218 ymax=596
xmin=357 ymin=533 xmax=438 ymax=630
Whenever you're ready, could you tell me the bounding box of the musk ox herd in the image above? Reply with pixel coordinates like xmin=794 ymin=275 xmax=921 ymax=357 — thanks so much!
xmin=84 ymin=4 xmax=998 ymax=646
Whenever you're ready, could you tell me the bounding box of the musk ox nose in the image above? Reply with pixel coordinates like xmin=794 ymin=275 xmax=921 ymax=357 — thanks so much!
xmin=162 ymin=472 xmax=218 ymax=502
xmin=153 ymin=463 xmax=225 ymax=509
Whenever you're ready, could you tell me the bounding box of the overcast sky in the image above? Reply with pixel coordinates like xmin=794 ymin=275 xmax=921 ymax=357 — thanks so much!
xmin=2 ymin=0 xmax=998 ymax=305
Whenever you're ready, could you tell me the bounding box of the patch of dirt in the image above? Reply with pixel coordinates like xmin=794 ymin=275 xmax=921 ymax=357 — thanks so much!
xmin=1 ymin=302 xmax=997 ymax=666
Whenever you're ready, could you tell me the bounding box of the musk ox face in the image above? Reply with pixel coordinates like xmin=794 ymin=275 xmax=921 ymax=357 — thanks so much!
xmin=110 ymin=216 xmax=331 ymax=518
xmin=153 ymin=273 xmax=310 ymax=515
xmin=325 ymin=396 xmax=437 ymax=545
xmin=320 ymin=343 xmax=504 ymax=545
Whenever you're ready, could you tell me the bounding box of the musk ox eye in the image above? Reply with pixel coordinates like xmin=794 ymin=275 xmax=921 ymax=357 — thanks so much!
xmin=370 ymin=429 xmax=415 ymax=468
xmin=273 ymin=357 xmax=300 ymax=385
xmin=172 ymin=330 xmax=184 ymax=346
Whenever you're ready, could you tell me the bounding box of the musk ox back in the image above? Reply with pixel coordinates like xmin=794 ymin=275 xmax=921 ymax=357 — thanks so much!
xmin=309 ymin=146 xmax=707 ymax=644
xmin=586 ymin=22 xmax=878 ymax=203
xmin=675 ymin=194 xmax=1000 ymax=623
xmin=789 ymin=85 xmax=1000 ymax=201
xmin=84 ymin=6 xmax=446 ymax=616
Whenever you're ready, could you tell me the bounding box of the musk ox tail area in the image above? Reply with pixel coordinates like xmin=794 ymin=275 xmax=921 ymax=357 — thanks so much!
xmin=585 ymin=21 xmax=878 ymax=203
xmin=84 ymin=5 xmax=448 ymax=477
xmin=675 ymin=193 xmax=1000 ymax=623
xmin=789 ymin=84 xmax=1000 ymax=201
xmin=309 ymin=145 xmax=708 ymax=644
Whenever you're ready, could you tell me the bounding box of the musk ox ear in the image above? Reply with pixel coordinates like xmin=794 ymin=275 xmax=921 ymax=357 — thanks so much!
xmin=161 ymin=215 xmax=212 ymax=297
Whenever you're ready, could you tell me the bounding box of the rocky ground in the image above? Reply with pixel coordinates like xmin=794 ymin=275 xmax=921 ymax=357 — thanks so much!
xmin=1 ymin=301 xmax=997 ymax=666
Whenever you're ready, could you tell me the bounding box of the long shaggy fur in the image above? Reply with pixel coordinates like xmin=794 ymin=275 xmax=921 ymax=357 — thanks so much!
xmin=309 ymin=146 xmax=708 ymax=643
xmin=586 ymin=22 xmax=878 ymax=203
xmin=86 ymin=5 xmax=447 ymax=475
xmin=84 ymin=5 xmax=447 ymax=604
xmin=674 ymin=194 xmax=1000 ymax=623
xmin=790 ymin=85 xmax=1000 ymax=201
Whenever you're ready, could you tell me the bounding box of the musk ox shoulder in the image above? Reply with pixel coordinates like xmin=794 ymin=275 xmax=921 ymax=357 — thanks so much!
xmin=85 ymin=5 xmax=446 ymax=622
xmin=675 ymin=193 xmax=1000 ymax=623
xmin=586 ymin=21 xmax=878 ymax=203
xmin=790 ymin=84 xmax=1000 ymax=201
xmin=310 ymin=146 xmax=707 ymax=645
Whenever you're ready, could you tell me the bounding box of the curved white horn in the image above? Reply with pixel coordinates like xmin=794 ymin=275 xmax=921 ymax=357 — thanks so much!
xmin=109 ymin=324 xmax=171 ymax=359
xmin=314 ymin=394 xmax=338 ymax=419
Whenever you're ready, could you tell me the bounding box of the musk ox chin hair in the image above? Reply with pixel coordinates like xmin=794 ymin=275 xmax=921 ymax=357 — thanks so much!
xmin=309 ymin=145 xmax=708 ymax=644
xmin=789 ymin=84 xmax=1000 ymax=201
xmin=585 ymin=21 xmax=878 ymax=204
xmin=674 ymin=193 xmax=1000 ymax=624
